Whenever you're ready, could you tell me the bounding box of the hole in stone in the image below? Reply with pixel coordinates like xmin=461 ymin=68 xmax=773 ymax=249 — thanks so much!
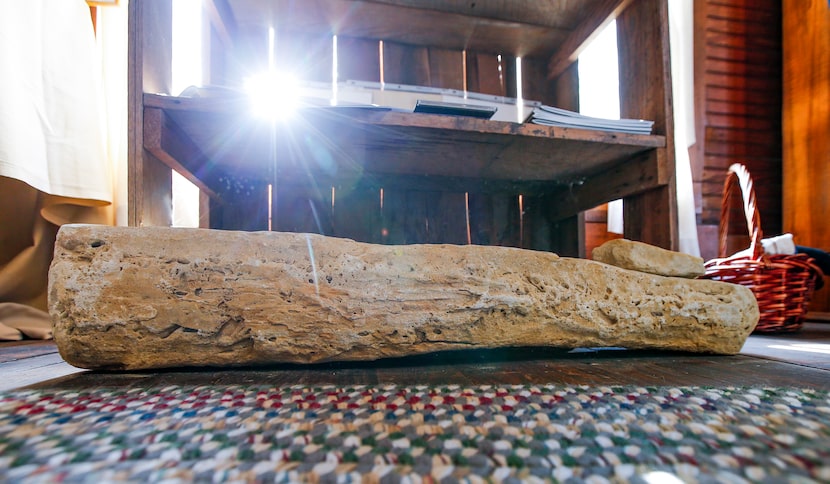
xmin=90 ymin=240 xmax=104 ymax=248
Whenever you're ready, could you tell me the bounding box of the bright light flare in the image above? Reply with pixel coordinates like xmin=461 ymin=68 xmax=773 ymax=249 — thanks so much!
xmin=768 ymin=343 xmax=830 ymax=355
xmin=244 ymin=71 xmax=300 ymax=121
xmin=642 ymin=471 xmax=685 ymax=484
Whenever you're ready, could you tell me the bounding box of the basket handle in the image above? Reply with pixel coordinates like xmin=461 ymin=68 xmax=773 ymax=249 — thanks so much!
xmin=719 ymin=163 xmax=763 ymax=259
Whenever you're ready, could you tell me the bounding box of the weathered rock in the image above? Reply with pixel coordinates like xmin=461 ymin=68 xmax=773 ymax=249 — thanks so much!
xmin=592 ymin=239 xmax=705 ymax=278
xmin=48 ymin=225 xmax=758 ymax=370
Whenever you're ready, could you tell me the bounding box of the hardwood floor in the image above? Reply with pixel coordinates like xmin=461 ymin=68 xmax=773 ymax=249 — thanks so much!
xmin=2 ymin=321 xmax=829 ymax=392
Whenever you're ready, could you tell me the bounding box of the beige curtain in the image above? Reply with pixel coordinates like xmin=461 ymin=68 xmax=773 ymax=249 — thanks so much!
xmin=0 ymin=1 xmax=114 ymax=340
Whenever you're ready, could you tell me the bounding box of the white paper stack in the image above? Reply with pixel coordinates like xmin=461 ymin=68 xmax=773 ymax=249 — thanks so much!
xmin=343 ymin=80 xmax=540 ymax=122
xmin=530 ymin=105 xmax=654 ymax=134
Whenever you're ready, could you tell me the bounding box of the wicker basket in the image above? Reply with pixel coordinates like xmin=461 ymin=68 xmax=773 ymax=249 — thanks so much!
xmin=700 ymin=163 xmax=823 ymax=333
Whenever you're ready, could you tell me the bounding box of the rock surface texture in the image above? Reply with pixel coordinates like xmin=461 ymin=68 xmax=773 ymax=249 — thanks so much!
xmin=49 ymin=225 xmax=758 ymax=370
xmin=592 ymin=239 xmax=705 ymax=278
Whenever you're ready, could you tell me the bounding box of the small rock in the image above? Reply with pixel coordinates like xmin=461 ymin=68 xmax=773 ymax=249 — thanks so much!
xmin=592 ymin=239 xmax=704 ymax=278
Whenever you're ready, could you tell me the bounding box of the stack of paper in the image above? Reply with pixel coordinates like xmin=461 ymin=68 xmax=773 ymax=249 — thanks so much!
xmin=343 ymin=80 xmax=540 ymax=123
xmin=529 ymin=105 xmax=654 ymax=134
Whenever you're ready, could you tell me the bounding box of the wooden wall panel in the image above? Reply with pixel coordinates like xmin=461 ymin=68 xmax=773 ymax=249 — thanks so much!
xmin=402 ymin=191 xmax=431 ymax=243
xmin=207 ymin=20 xmax=228 ymax=87
xmin=382 ymin=41 xmax=431 ymax=86
xmin=520 ymin=57 xmax=552 ymax=105
xmin=782 ymin=0 xmax=830 ymax=311
xmin=224 ymin=30 xmax=266 ymax=86
xmin=379 ymin=188 xmax=408 ymax=245
xmin=280 ymin=32 xmax=333 ymax=83
xmin=427 ymin=48 xmax=464 ymax=90
xmin=466 ymin=52 xmax=506 ymax=96
xmin=695 ymin=0 xmax=782 ymax=260
xmin=783 ymin=0 xmax=830 ymax=247
xmin=222 ymin=28 xmax=333 ymax=86
xmin=331 ymin=186 xmax=382 ymax=244
xmin=425 ymin=192 xmax=469 ymax=244
xmin=338 ymin=36 xmax=381 ymax=82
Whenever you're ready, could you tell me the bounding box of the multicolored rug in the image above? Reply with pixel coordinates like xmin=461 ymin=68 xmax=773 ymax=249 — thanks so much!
xmin=2 ymin=384 xmax=829 ymax=482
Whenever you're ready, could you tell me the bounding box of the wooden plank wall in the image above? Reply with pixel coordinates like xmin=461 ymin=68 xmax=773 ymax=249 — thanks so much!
xmin=693 ymin=0 xmax=782 ymax=260
xmin=782 ymin=0 xmax=830 ymax=312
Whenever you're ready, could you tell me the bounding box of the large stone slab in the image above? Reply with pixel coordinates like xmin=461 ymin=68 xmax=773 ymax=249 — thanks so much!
xmin=48 ymin=225 xmax=758 ymax=370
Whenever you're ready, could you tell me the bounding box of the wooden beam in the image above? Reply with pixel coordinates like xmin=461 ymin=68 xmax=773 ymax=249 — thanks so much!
xmin=127 ymin=0 xmax=140 ymax=226
xmin=143 ymin=107 xmax=220 ymax=201
xmin=616 ymin=0 xmax=677 ymax=250
xmin=226 ymin=0 xmax=572 ymax=58
xmin=203 ymin=0 xmax=236 ymax=47
xmin=358 ymin=0 xmax=596 ymax=29
xmin=128 ymin=0 xmax=174 ymax=228
xmin=547 ymin=0 xmax=633 ymax=80
xmin=624 ymin=182 xmax=676 ymax=251
xmin=546 ymin=150 xmax=668 ymax=221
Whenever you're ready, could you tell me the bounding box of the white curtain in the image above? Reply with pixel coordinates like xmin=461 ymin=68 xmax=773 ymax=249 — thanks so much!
xmin=0 ymin=1 xmax=111 ymax=202
xmin=97 ymin=0 xmax=130 ymax=227
xmin=0 ymin=0 xmax=114 ymax=339
xmin=669 ymin=0 xmax=701 ymax=256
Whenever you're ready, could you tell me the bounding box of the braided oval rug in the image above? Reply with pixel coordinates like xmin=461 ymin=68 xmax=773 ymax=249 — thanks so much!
xmin=2 ymin=384 xmax=829 ymax=483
